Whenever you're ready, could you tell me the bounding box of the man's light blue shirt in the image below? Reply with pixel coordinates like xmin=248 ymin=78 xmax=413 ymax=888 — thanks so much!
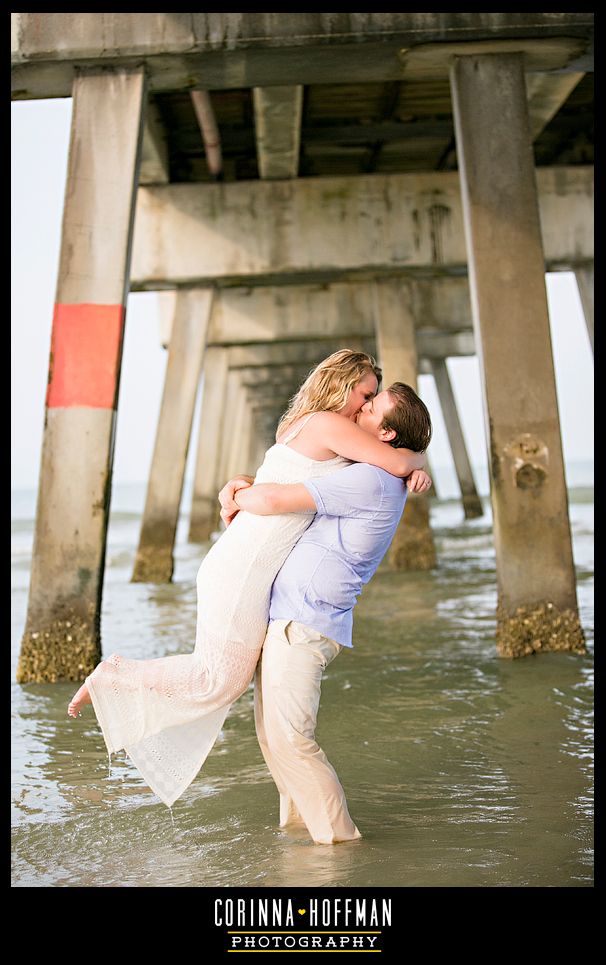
xmin=268 ymin=462 xmax=407 ymax=648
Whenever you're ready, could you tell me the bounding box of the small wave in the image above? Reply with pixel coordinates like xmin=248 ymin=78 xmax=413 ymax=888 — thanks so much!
xmin=568 ymin=487 xmax=595 ymax=505
xmin=109 ymin=512 xmax=143 ymax=523
xmin=11 ymin=519 xmax=35 ymax=534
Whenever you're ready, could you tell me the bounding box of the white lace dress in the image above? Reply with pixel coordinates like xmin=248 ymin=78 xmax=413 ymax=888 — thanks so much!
xmin=85 ymin=427 xmax=349 ymax=807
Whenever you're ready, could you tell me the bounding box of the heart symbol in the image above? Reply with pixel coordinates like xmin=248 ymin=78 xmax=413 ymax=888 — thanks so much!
xmin=298 ymin=909 xmax=306 ymax=915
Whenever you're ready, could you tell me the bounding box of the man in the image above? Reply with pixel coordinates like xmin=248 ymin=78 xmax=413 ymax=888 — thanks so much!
xmin=219 ymin=383 xmax=432 ymax=845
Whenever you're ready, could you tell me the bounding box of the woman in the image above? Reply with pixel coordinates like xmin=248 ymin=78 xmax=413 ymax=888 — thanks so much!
xmin=68 ymin=350 xmax=428 ymax=808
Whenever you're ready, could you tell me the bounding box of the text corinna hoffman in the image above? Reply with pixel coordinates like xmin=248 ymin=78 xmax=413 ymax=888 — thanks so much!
xmin=214 ymin=897 xmax=392 ymax=927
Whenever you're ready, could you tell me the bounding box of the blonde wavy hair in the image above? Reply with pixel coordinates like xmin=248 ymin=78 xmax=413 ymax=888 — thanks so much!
xmin=276 ymin=349 xmax=382 ymax=440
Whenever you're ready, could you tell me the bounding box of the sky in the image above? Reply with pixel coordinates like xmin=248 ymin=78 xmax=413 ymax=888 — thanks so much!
xmin=11 ymin=97 xmax=594 ymax=500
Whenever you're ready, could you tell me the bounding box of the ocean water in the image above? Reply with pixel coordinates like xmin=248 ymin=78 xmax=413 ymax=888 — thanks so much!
xmin=11 ymin=463 xmax=593 ymax=888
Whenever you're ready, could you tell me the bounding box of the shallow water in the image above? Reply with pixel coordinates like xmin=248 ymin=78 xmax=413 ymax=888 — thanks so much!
xmin=11 ymin=478 xmax=593 ymax=888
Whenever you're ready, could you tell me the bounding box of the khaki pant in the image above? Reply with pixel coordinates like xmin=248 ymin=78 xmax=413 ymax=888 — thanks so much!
xmin=254 ymin=619 xmax=362 ymax=845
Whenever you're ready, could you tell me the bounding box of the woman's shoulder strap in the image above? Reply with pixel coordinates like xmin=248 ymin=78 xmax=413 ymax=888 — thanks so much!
xmin=280 ymin=411 xmax=317 ymax=444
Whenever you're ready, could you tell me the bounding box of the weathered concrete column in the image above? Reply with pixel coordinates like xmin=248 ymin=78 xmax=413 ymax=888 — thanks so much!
xmin=229 ymin=396 xmax=254 ymax=482
xmin=373 ymin=280 xmax=436 ymax=570
xmin=217 ymin=370 xmax=245 ymax=490
xmin=247 ymin=399 xmax=282 ymax=472
xmin=429 ymin=358 xmax=483 ymax=519
xmin=425 ymin=455 xmax=439 ymax=501
xmin=247 ymin=411 xmax=271 ymax=472
xmin=574 ymin=264 xmax=594 ymax=356
xmin=17 ymin=68 xmax=147 ymax=683
xmin=253 ymin=85 xmax=303 ymax=179
xmin=224 ymin=379 xmax=250 ymax=484
xmin=242 ymin=380 xmax=294 ymax=471
xmin=188 ymin=346 xmax=230 ymax=541
xmin=450 ymin=52 xmax=585 ymax=657
xmin=132 ymin=289 xmax=212 ymax=582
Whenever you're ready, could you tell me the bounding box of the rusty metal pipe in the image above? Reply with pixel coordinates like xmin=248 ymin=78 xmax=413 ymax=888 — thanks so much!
xmin=190 ymin=89 xmax=222 ymax=177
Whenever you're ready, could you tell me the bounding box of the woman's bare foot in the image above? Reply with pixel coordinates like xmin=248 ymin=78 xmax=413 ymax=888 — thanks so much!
xmin=68 ymin=682 xmax=91 ymax=718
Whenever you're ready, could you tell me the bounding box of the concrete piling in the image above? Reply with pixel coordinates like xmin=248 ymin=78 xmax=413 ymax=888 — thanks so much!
xmin=225 ymin=382 xmax=251 ymax=484
xmin=218 ymin=370 xmax=246 ymax=496
xmin=574 ymin=264 xmax=594 ymax=356
xmin=188 ymin=346 xmax=230 ymax=542
xmin=247 ymin=398 xmax=284 ymax=470
xmin=373 ymin=280 xmax=437 ymax=570
xmin=132 ymin=289 xmax=212 ymax=582
xmin=450 ymin=51 xmax=585 ymax=657
xmin=17 ymin=67 xmax=147 ymax=683
xmin=253 ymin=85 xmax=303 ymax=179
xmin=425 ymin=456 xmax=439 ymax=501
xmin=429 ymin=357 xmax=483 ymax=519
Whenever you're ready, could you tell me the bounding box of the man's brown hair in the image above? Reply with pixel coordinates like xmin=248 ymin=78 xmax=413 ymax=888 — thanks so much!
xmin=383 ymin=382 xmax=432 ymax=453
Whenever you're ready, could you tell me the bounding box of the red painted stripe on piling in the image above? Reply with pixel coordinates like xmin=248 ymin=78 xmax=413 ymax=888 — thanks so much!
xmin=46 ymin=303 xmax=125 ymax=409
